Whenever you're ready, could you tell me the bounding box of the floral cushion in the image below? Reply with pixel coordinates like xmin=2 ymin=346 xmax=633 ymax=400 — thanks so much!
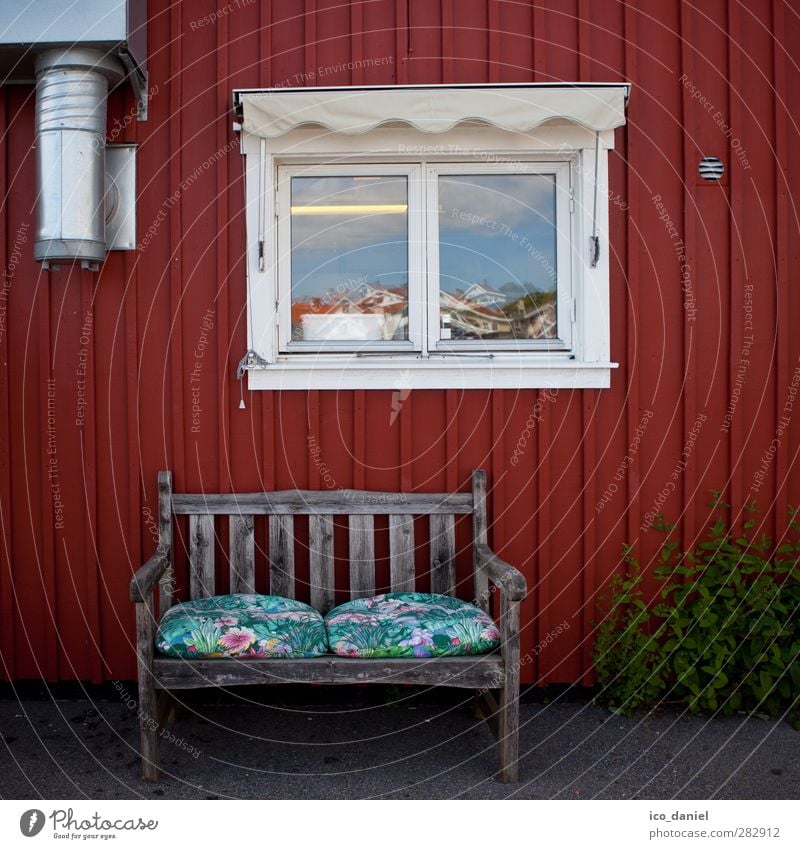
xmin=155 ymin=594 xmax=328 ymax=658
xmin=325 ymin=592 xmax=501 ymax=658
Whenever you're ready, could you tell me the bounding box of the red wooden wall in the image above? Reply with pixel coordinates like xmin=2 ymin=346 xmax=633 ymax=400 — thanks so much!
xmin=1 ymin=0 xmax=798 ymax=684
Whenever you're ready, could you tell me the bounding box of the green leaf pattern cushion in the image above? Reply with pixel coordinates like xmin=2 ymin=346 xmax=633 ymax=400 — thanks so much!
xmin=325 ymin=592 xmax=501 ymax=658
xmin=155 ymin=594 xmax=328 ymax=658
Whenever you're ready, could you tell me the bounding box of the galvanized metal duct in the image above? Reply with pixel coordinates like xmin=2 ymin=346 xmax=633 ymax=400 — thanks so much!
xmin=34 ymin=48 xmax=124 ymax=270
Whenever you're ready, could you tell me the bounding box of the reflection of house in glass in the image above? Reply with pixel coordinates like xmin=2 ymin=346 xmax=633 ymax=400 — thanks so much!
xmin=441 ymin=283 xmax=557 ymax=340
xmin=292 ymin=281 xmax=409 ymax=342
xmin=461 ymin=282 xmax=507 ymax=307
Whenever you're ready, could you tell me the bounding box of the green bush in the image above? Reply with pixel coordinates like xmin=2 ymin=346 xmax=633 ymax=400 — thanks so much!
xmin=593 ymin=501 xmax=800 ymax=723
xmin=591 ymin=550 xmax=666 ymax=714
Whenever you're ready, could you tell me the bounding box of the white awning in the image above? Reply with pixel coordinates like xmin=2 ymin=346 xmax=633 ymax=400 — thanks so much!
xmin=238 ymin=84 xmax=629 ymax=138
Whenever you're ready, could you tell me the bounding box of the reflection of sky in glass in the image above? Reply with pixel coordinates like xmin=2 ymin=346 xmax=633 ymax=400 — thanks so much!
xmin=438 ymin=174 xmax=556 ymax=295
xmin=290 ymin=176 xmax=408 ymax=300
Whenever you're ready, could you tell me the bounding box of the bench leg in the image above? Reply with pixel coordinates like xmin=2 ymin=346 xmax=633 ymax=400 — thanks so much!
xmin=157 ymin=690 xmax=178 ymax=727
xmin=497 ymin=594 xmax=521 ymax=783
xmin=139 ymin=684 xmax=161 ymax=782
xmin=497 ymin=678 xmax=519 ymax=783
xmin=473 ymin=688 xmax=501 ymax=739
xmin=136 ymin=603 xmax=160 ymax=782
xmin=471 ymin=690 xmax=484 ymax=720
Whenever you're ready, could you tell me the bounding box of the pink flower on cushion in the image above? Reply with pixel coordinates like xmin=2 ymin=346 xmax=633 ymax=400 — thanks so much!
xmin=218 ymin=626 xmax=256 ymax=653
xmin=214 ymin=616 xmax=238 ymax=627
xmin=480 ymin=626 xmax=500 ymax=642
xmin=450 ymin=637 xmax=461 ymax=646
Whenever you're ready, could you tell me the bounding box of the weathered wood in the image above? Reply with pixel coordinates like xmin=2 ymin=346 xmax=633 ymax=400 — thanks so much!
xmin=172 ymin=490 xmax=473 ymax=515
xmin=429 ymin=513 xmax=456 ymax=595
xmin=157 ymin=470 xmax=174 ymax=617
xmin=130 ymin=550 xmax=170 ymax=603
xmin=229 ymin=514 xmax=255 ymax=593
xmin=474 ymin=688 xmax=501 ymax=741
xmin=389 ymin=514 xmax=415 ymax=592
xmin=348 ymin=514 xmax=375 ymax=598
xmin=498 ymin=592 xmax=521 ymax=783
xmin=136 ymin=467 xmax=523 ymax=784
xmin=475 ymin=543 xmax=527 ymax=601
xmin=135 ymin=601 xmax=160 ymax=781
xmin=472 ymin=470 xmax=489 ymax=611
xmin=156 ymin=690 xmax=177 ymax=729
xmin=309 ymin=514 xmax=335 ymax=612
xmin=269 ymin=514 xmax=295 ymax=597
xmin=189 ymin=514 xmax=215 ymax=599
xmin=152 ymin=654 xmax=505 ymax=689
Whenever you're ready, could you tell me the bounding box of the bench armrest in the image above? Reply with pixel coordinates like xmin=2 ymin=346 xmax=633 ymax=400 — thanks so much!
xmin=130 ymin=550 xmax=170 ymax=603
xmin=475 ymin=544 xmax=527 ymax=602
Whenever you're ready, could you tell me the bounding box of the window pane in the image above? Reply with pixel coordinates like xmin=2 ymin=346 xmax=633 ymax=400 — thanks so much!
xmin=438 ymin=174 xmax=557 ymax=341
xmin=290 ymin=175 xmax=409 ymax=343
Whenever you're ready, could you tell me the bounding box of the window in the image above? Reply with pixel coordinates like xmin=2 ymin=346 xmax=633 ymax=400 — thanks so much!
xmin=236 ymin=84 xmax=629 ymax=389
xmin=428 ymin=164 xmax=569 ymax=352
xmin=279 ymin=166 xmax=421 ymax=352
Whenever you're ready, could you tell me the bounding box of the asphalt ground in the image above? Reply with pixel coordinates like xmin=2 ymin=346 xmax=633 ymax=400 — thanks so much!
xmin=0 ymin=684 xmax=797 ymax=800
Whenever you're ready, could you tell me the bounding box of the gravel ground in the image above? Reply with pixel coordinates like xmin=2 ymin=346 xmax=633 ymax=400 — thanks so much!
xmin=0 ymin=685 xmax=797 ymax=800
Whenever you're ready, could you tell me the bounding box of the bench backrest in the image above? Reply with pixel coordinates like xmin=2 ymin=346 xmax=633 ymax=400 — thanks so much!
xmin=156 ymin=470 xmax=488 ymax=617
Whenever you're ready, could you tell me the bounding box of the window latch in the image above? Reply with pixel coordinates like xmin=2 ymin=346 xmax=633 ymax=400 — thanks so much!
xmin=236 ymin=349 xmax=269 ymax=409
xmin=590 ymin=235 xmax=600 ymax=268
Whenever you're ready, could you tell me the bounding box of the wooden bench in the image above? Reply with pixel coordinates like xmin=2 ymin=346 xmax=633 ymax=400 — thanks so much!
xmin=130 ymin=469 xmax=527 ymax=783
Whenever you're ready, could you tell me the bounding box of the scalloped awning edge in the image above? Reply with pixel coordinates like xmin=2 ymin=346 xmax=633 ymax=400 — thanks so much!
xmin=239 ymin=85 xmax=629 ymax=138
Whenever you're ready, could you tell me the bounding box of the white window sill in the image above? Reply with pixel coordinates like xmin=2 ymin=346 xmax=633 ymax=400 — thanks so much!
xmin=246 ymin=356 xmax=617 ymax=390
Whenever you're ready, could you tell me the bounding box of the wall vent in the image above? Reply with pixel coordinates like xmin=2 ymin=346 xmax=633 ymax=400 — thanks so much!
xmin=698 ymin=156 xmax=725 ymax=181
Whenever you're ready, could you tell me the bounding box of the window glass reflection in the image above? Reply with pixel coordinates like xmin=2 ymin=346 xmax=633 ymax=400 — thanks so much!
xmin=290 ymin=175 xmax=409 ymax=343
xmin=438 ymin=174 xmax=557 ymax=341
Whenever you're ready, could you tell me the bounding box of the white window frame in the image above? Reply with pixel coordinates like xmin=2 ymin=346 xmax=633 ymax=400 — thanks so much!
xmin=240 ymin=121 xmax=618 ymax=390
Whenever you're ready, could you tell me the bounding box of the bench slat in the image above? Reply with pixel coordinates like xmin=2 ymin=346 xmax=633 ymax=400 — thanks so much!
xmin=171 ymin=490 xmax=473 ymax=515
xmin=152 ymin=655 xmax=504 ymax=689
xmin=269 ymin=515 xmax=295 ymax=597
xmin=389 ymin=514 xmax=415 ymax=592
xmin=429 ymin=513 xmax=456 ymax=595
xmin=348 ymin=514 xmax=374 ymax=599
xmin=189 ymin=514 xmax=215 ymax=599
xmin=309 ymin=514 xmax=335 ymax=612
xmin=472 ymin=470 xmax=489 ymax=612
xmin=229 ymin=514 xmax=255 ymax=594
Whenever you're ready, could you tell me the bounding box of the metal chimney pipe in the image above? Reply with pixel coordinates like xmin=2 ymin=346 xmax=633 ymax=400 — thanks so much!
xmin=34 ymin=47 xmax=124 ymax=270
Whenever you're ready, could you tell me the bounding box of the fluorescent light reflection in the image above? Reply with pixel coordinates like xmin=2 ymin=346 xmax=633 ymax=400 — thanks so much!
xmin=290 ymin=204 xmax=408 ymax=216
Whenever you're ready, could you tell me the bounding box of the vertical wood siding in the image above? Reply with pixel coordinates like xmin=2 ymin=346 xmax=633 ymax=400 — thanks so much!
xmin=0 ymin=0 xmax=798 ymax=683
